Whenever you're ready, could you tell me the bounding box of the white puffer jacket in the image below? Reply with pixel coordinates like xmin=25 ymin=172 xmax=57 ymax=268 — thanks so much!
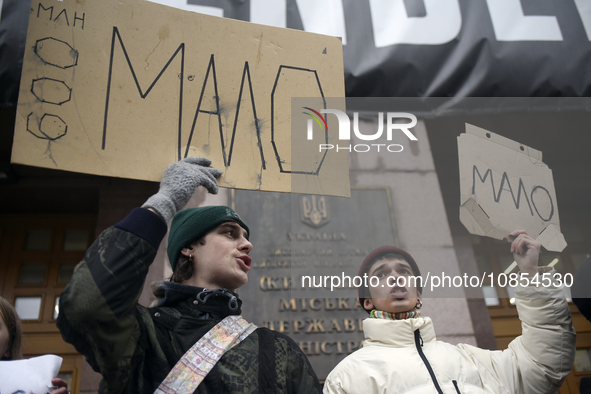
xmin=324 ymin=278 xmax=575 ymax=394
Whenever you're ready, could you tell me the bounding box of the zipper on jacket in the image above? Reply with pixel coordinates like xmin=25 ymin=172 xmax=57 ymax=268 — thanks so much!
xmin=414 ymin=329 xmax=444 ymax=394
xmin=453 ymin=380 xmax=462 ymax=393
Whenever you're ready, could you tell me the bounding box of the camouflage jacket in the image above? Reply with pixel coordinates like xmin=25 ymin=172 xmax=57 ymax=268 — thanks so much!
xmin=57 ymin=208 xmax=321 ymax=394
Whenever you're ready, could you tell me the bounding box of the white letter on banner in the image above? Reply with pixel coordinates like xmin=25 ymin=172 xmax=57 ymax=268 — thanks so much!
xmin=250 ymin=0 xmax=286 ymax=28
xmin=486 ymin=0 xmax=563 ymax=41
xmin=321 ymin=109 xmax=350 ymax=140
xmin=148 ymin=0 xmax=223 ymax=17
xmin=574 ymin=0 xmax=591 ymax=40
xmin=369 ymin=0 xmax=461 ymax=47
xmin=295 ymin=0 xmax=347 ymax=45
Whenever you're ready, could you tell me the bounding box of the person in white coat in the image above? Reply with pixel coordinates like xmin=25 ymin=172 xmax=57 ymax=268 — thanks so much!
xmin=323 ymin=230 xmax=575 ymax=394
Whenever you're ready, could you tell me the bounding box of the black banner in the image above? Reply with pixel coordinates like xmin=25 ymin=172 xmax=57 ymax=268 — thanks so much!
xmin=2 ymin=0 xmax=590 ymax=108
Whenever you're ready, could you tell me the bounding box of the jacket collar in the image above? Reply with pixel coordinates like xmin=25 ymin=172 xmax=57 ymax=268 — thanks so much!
xmin=150 ymin=281 xmax=242 ymax=315
xmin=362 ymin=316 xmax=436 ymax=347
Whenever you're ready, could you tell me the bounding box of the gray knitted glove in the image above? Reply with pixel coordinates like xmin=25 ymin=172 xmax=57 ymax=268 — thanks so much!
xmin=142 ymin=157 xmax=223 ymax=222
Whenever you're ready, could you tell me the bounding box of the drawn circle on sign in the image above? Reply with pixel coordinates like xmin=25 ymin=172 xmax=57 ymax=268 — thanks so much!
xmin=531 ymin=186 xmax=554 ymax=222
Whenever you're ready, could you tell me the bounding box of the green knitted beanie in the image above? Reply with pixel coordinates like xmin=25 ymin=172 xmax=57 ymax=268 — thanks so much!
xmin=167 ymin=206 xmax=250 ymax=271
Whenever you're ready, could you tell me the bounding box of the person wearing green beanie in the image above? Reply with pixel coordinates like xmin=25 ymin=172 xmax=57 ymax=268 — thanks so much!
xmin=167 ymin=205 xmax=250 ymax=272
xmin=57 ymin=157 xmax=321 ymax=394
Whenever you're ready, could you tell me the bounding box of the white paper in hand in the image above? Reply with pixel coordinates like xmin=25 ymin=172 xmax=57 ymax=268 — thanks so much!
xmin=0 ymin=355 xmax=62 ymax=394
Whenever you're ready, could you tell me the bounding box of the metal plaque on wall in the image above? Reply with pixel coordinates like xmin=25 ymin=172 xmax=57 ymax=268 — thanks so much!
xmin=234 ymin=188 xmax=399 ymax=380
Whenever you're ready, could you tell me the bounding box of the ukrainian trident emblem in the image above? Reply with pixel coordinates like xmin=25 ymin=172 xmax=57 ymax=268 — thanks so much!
xmin=300 ymin=195 xmax=330 ymax=228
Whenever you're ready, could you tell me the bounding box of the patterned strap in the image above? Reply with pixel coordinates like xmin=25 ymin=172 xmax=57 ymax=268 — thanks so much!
xmin=154 ymin=315 xmax=257 ymax=394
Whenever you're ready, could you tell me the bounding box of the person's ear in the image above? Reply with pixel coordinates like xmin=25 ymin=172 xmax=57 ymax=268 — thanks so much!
xmin=180 ymin=247 xmax=193 ymax=257
xmin=363 ymin=298 xmax=375 ymax=311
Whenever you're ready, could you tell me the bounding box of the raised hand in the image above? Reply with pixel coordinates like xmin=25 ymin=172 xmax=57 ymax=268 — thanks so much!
xmin=509 ymin=230 xmax=540 ymax=277
xmin=142 ymin=157 xmax=223 ymax=222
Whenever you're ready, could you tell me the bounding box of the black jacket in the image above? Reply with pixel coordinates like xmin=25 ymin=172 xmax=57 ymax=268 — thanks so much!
xmin=57 ymin=208 xmax=321 ymax=394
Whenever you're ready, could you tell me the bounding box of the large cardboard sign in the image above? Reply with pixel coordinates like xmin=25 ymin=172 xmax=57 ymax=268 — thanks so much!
xmin=11 ymin=0 xmax=349 ymax=197
xmin=458 ymin=124 xmax=567 ymax=252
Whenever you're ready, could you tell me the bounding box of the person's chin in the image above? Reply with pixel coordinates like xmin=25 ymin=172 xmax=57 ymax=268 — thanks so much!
xmin=235 ymin=274 xmax=249 ymax=289
xmin=388 ymin=300 xmax=414 ymax=313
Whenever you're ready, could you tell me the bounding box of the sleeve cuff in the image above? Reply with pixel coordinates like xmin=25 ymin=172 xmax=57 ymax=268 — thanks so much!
xmin=114 ymin=207 xmax=168 ymax=249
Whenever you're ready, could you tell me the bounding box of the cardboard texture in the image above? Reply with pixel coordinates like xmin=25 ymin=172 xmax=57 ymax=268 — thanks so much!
xmin=12 ymin=0 xmax=349 ymax=197
xmin=458 ymin=124 xmax=567 ymax=252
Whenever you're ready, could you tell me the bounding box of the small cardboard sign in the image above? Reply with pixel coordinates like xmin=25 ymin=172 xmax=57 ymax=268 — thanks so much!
xmin=458 ymin=124 xmax=567 ymax=252
xmin=12 ymin=0 xmax=349 ymax=197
